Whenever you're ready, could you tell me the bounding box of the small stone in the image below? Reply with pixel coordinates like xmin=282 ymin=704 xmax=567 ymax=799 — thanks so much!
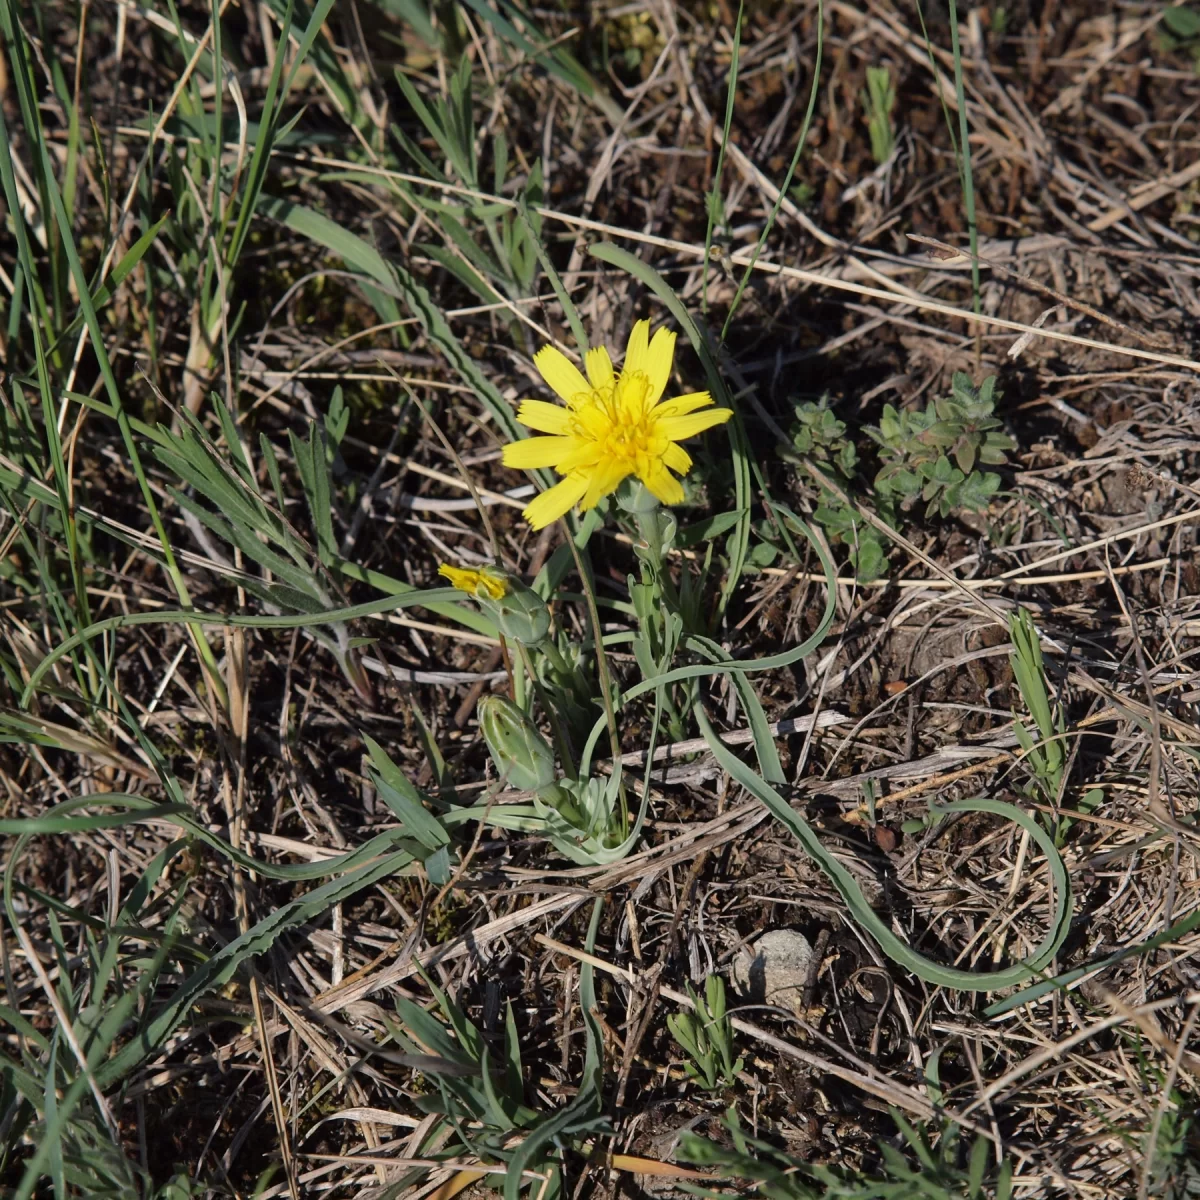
xmin=730 ymin=929 xmax=815 ymax=1018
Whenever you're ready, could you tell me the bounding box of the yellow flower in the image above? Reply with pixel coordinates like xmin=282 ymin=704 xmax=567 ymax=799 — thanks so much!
xmin=438 ymin=563 xmax=509 ymax=600
xmin=501 ymin=320 xmax=733 ymax=530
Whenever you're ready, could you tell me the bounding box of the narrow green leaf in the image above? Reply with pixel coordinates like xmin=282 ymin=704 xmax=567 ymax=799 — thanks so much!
xmin=675 ymin=508 xmax=747 ymax=548
xmin=363 ymin=735 xmax=449 ymax=852
xmin=695 ymin=702 xmax=1071 ymax=991
xmin=516 ymin=194 xmax=587 ymax=355
xmin=260 ymin=195 xmax=521 ymax=439
xmin=95 ymin=851 xmax=412 ymax=1089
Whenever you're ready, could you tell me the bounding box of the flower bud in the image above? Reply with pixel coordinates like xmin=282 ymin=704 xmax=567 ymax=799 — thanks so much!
xmin=487 ymin=577 xmax=551 ymax=646
xmin=478 ymin=695 xmax=556 ymax=792
xmin=439 ymin=562 xmax=550 ymax=646
xmin=438 ymin=563 xmax=509 ymax=600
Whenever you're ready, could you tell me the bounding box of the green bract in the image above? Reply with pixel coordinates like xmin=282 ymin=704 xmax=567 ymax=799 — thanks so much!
xmin=478 ymin=695 xmax=556 ymax=792
xmin=616 ymin=477 xmax=664 ymax=516
xmin=480 ymin=574 xmax=551 ymax=647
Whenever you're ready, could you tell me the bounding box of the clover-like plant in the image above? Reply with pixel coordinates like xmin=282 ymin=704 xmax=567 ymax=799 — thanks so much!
xmin=787 ymin=397 xmax=888 ymax=581
xmin=789 ymin=397 xmax=858 ymax=475
xmin=869 ymin=372 xmax=1013 ymax=518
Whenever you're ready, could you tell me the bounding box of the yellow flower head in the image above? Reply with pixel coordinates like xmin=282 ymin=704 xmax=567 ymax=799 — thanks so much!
xmin=438 ymin=563 xmax=510 ymax=600
xmin=501 ymin=320 xmax=733 ymax=530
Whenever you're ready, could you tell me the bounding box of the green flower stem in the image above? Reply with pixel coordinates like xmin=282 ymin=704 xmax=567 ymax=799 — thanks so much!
xmin=634 ymin=510 xmax=665 ymax=575
xmin=540 ymin=637 xmax=573 ymax=681
xmin=511 ymin=642 xmax=527 ymax=710
xmin=636 ymin=514 xmax=673 ymax=589
xmin=516 ymin=643 xmax=577 ymax=781
xmin=631 ymin=498 xmax=681 ymax=617
xmin=561 ymin=521 xmax=628 ymax=838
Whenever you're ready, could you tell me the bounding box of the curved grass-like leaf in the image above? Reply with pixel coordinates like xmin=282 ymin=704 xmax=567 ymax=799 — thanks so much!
xmin=577 ymin=512 xmax=836 ymax=776
xmin=986 ymin=900 xmax=1200 ymax=1016
xmin=92 ymin=850 xmax=412 ymax=1089
xmin=258 ymin=194 xmax=523 ymax=441
xmin=694 ymin=700 xmax=1072 ymax=991
xmin=20 ymin=587 xmax=465 ymax=702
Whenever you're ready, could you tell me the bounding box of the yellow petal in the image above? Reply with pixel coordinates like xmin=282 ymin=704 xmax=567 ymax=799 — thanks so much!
xmin=658 ymin=408 xmax=733 ymax=441
xmin=640 ymin=463 xmax=686 ymax=506
xmin=580 ymin=460 xmax=631 ymax=510
xmin=644 ymin=326 xmax=676 ymax=404
xmin=533 ymin=345 xmax=591 ymax=406
xmin=623 ymin=319 xmax=651 ymax=377
xmin=502 ymin=435 xmax=574 ymax=470
xmin=476 ymin=572 xmax=509 ymax=600
xmin=614 ymin=370 xmax=651 ymax=423
xmin=556 ymin=443 xmax=603 ymax=473
xmin=516 ymin=399 xmax=569 ymax=434
xmin=655 ymin=390 xmax=714 ymax=419
xmin=436 ymin=564 xmax=509 ymax=599
xmin=663 ymin=442 xmax=693 ymax=474
xmin=585 ymin=346 xmax=614 ymax=391
xmin=573 ymin=403 xmax=612 ymax=439
xmin=438 ymin=564 xmax=479 ymax=594
xmin=523 ymin=473 xmax=589 ymax=530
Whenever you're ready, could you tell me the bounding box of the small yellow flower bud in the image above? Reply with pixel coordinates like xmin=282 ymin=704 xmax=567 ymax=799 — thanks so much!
xmin=438 ymin=563 xmax=510 ymax=600
xmin=439 ymin=563 xmax=550 ymax=646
